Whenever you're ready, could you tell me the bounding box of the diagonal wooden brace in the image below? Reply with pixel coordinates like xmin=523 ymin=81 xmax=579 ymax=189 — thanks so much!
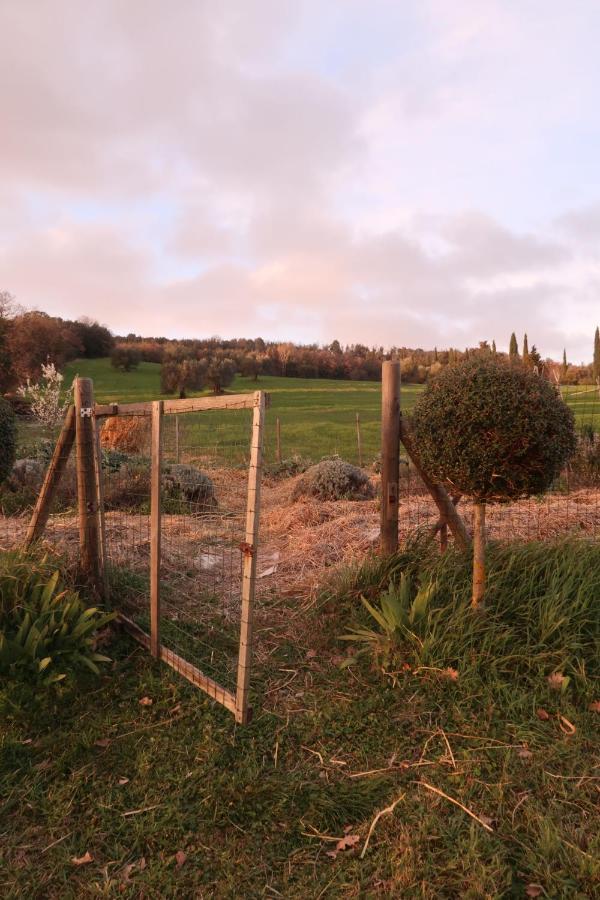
xmin=399 ymin=416 xmax=471 ymax=551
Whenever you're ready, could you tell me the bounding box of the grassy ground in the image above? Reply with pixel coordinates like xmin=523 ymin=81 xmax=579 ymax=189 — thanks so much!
xmin=61 ymin=359 xmax=421 ymax=464
xmin=1 ymin=540 xmax=598 ymax=898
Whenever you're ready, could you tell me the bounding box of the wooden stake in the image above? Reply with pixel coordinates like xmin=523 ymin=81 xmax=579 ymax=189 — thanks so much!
xmin=472 ymin=501 xmax=486 ymax=608
xmin=356 ymin=412 xmax=363 ymax=467
xmin=276 ymin=416 xmax=282 ymax=463
xmin=150 ymin=400 xmax=163 ymax=657
xmin=25 ymin=405 xmax=76 ymax=547
xmin=399 ymin=418 xmax=471 ymax=551
xmin=74 ymin=378 xmax=101 ymax=592
xmin=380 ymin=360 xmax=401 ymax=555
xmin=175 ymin=414 xmax=180 ymax=463
xmin=236 ymin=391 xmax=266 ymax=724
xmin=92 ymin=414 xmax=109 ymax=600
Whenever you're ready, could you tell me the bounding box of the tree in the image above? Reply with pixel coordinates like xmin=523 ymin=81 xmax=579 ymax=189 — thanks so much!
xmin=594 ymin=327 xmax=600 ymax=381
xmin=239 ymin=353 xmax=262 ymax=381
xmin=411 ymin=357 xmax=576 ymax=608
xmin=205 ymin=355 xmax=236 ymax=393
xmin=522 ymin=333 xmax=529 ymax=366
xmin=492 ymin=340 xmax=497 ymax=355
xmin=562 ymin=348 xmax=568 ymax=377
xmin=111 ymin=345 xmax=141 ymax=372
xmin=0 ymin=291 xmax=14 ymax=391
xmin=17 ymin=361 xmax=72 ymax=427
xmin=160 ymin=359 xmax=206 ymax=398
xmin=8 ymin=311 xmax=81 ymax=381
xmin=72 ymin=318 xmax=114 ymax=357
xmin=0 ymin=396 xmax=16 ymax=484
xmin=509 ymin=332 xmax=519 ymax=361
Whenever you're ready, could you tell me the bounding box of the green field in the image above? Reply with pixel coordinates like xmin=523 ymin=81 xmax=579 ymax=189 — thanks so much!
xmin=60 ymin=359 xmax=600 ymax=465
xmin=63 ymin=359 xmax=425 ymax=464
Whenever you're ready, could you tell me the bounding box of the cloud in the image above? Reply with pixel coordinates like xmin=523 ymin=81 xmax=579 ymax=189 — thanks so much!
xmin=1 ymin=1 xmax=600 ymax=360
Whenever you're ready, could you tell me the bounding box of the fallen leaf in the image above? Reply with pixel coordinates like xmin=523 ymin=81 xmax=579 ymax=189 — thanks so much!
xmin=326 ymin=850 xmax=338 ymax=859
xmin=118 ymin=777 xmax=130 ymax=786
xmin=71 ymin=851 xmax=93 ymax=866
xmin=175 ymin=850 xmax=187 ymax=868
xmin=20 ymin=738 xmax=33 ymax=745
xmin=525 ymin=884 xmax=543 ymax=897
xmin=441 ymin=667 xmax=459 ymax=681
xmin=306 ymin=649 xmax=318 ymax=659
xmin=94 ymin=738 xmax=111 ymax=748
xmin=547 ymin=672 xmax=569 ymax=691
xmin=479 ymin=814 xmax=494 ymax=828
xmin=536 ymin=708 xmax=550 ymax=721
xmin=335 ymin=834 xmax=360 ymax=852
xmin=558 ymin=715 xmax=576 ymax=735
xmin=34 ymin=758 xmax=52 ymax=771
xmin=589 ymin=700 xmax=600 ymax=713
xmin=170 ymin=703 xmax=181 ymax=715
xmin=518 ymin=747 xmax=533 ymax=760
xmin=139 ymin=696 xmax=153 ymax=707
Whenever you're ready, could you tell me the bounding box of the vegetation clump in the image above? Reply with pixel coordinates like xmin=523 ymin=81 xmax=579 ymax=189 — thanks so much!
xmin=0 ymin=551 xmax=114 ymax=690
xmin=412 ymin=357 xmax=576 ymax=501
xmin=264 ymin=455 xmax=311 ymax=480
xmin=163 ymin=464 xmax=217 ymax=510
xmin=411 ymin=357 xmax=576 ymax=605
xmin=292 ymin=458 xmax=374 ymax=502
xmin=0 ymin=395 xmax=17 ymax=484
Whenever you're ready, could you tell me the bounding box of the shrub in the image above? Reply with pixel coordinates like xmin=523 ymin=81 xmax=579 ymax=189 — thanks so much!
xmin=264 ymin=455 xmax=312 ymax=480
xmin=162 ymin=464 xmax=217 ymax=512
xmin=103 ymin=458 xmax=150 ymax=510
xmin=292 ymin=458 xmax=375 ymax=502
xmin=411 ymin=357 xmax=576 ymax=606
xmin=0 ymin=552 xmax=115 ymax=688
xmin=101 ymin=416 xmax=150 ymax=454
xmin=111 ymin=344 xmax=141 ymax=372
xmin=412 ymin=357 xmax=576 ymax=502
xmin=0 ymin=396 xmax=16 ymax=484
xmin=17 ymin=361 xmax=71 ymax=427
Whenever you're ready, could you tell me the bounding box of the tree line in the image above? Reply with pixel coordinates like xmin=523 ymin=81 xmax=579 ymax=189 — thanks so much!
xmin=0 ymin=291 xmax=113 ymax=393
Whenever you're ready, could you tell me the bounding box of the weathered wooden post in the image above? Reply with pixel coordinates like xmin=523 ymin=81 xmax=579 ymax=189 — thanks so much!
xmin=74 ymin=377 xmax=101 ymax=592
xmin=175 ymin=414 xmax=180 ymax=463
xmin=150 ymin=400 xmax=163 ymax=658
xmin=472 ymin=501 xmax=486 ymax=607
xmin=356 ymin=412 xmax=363 ymax=467
xmin=276 ymin=416 xmax=282 ymax=463
xmin=380 ymin=360 xmax=401 ymax=555
xmin=25 ymin=405 xmax=76 ymax=547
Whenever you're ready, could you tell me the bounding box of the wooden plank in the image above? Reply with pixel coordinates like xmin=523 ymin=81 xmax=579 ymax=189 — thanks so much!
xmin=356 ymin=412 xmax=363 ymax=467
xmin=92 ymin=413 xmax=109 ymax=599
xmin=25 ymin=405 xmax=76 ymax=546
xmin=235 ymin=390 xmax=266 ymax=724
xmin=74 ymin=378 xmax=101 ymax=592
xmin=150 ymin=400 xmax=163 ymax=658
xmin=94 ymin=393 xmax=257 ymax=418
xmin=380 ymin=361 xmax=401 ymax=555
xmin=117 ymin=615 xmax=236 ymax=713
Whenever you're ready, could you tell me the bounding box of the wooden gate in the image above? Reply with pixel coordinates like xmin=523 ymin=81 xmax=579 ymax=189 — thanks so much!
xmin=26 ymin=378 xmax=266 ymax=725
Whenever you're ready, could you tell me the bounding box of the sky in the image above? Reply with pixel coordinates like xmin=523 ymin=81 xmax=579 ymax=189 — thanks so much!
xmin=1 ymin=0 xmax=600 ymax=361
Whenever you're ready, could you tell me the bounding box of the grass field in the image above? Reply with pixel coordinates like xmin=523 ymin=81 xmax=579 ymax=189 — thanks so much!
xmin=1 ymin=540 xmax=598 ymax=897
xmin=63 ymin=358 xmax=425 ymax=464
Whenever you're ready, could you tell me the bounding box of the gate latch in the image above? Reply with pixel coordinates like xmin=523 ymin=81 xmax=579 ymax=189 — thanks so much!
xmin=80 ymin=407 xmax=93 ymax=418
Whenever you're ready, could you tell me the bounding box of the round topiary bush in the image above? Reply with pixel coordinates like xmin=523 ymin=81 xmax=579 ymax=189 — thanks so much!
xmin=412 ymin=357 xmax=576 ymax=502
xmin=411 ymin=357 xmax=576 ymax=606
xmin=292 ymin=458 xmax=375 ymax=502
xmin=0 ymin=396 xmax=17 ymax=485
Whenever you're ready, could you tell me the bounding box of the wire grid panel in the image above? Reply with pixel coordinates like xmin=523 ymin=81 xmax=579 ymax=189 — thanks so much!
xmin=99 ymin=393 xmax=264 ymax=722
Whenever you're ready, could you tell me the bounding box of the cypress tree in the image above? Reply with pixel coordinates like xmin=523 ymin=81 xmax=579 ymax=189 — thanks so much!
xmin=594 ymin=327 xmax=600 ymax=381
xmin=522 ymin=333 xmax=529 ymax=366
xmin=562 ymin=348 xmax=568 ymax=375
xmin=509 ymin=333 xmax=519 ymax=360
xmin=492 ymin=339 xmax=497 ymax=355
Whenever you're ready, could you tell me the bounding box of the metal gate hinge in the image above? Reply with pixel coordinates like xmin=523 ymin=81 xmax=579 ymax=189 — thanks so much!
xmin=80 ymin=407 xmax=93 ymax=418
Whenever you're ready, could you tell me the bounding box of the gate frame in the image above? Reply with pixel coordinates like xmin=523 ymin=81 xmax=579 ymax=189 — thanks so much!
xmin=25 ymin=379 xmax=267 ymax=725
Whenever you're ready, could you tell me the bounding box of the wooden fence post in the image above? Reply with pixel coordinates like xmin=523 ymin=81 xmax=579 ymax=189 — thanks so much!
xmin=236 ymin=391 xmax=266 ymax=724
xmin=175 ymin=414 xmax=180 ymax=463
xmin=74 ymin=378 xmax=101 ymax=592
xmin=150 ymin=400 xmax=163 ymax=658
xmin=92 ymin=414 xmax=109 ymax=599
xmin=356 ymin=412 xmax=363 ymax=467
xmin=276 ymin=416 xmax=282 ymax=463
xmin=25 ymin=405 xmax=76 ymax=547
xmin=380 ymin=360 xmax=401 ymax=555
